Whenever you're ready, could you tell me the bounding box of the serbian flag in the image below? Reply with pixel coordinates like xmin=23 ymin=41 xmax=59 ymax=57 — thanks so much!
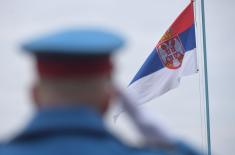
xmin=128 ymin=2 xmax=197 ymax=104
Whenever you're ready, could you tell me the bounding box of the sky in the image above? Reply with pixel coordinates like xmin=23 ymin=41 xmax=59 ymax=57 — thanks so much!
xmin=0 ymin=0 xmax=235 ymax=154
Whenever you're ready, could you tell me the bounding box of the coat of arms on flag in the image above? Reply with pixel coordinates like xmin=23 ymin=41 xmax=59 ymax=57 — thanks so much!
xmin=157 ymin=30 xmax=185 ymax=69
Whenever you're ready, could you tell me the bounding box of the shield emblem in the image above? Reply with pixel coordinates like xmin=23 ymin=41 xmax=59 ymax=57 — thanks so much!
xmin=156 ymin=36 xmax=185 ymax=69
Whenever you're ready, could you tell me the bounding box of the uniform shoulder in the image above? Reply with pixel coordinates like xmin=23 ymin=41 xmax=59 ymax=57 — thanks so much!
xmin=109 ymin=138 xmax=203 ymax=155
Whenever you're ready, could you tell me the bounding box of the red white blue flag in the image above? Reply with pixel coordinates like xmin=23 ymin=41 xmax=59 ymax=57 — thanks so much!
xmin=128 ymin=2 xmax=197 ymax=103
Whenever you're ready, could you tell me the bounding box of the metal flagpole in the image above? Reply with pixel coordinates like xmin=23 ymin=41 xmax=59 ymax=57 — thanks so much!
xmin=199 ymin=0 xmax=212 ymax=155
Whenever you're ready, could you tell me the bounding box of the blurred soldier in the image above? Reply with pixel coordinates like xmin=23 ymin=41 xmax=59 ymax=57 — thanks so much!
xmin=0 ymin=28 xmax=202 ymax=155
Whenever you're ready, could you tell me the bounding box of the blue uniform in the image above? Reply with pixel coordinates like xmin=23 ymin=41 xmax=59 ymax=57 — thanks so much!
xmin=0 ymin=106 xmax=201 ymax=155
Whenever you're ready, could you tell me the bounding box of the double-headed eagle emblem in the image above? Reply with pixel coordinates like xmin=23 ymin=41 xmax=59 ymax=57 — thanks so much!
xmin=156 ymin=30 xmax=185 ymax=69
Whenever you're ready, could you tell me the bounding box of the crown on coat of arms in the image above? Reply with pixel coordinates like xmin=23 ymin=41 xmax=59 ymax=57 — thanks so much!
xmin=159 ymin=29 xmax=173 ymax=43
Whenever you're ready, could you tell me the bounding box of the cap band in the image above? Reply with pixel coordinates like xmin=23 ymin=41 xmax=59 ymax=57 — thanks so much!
xmin=36 ymin=54 xmax=113 ymax=78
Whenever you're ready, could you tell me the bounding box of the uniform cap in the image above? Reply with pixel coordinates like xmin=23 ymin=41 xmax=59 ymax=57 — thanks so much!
xmin=22 ymin=28 xmax=125 ymax=78
xmin=22 ymin=28 xmax=125 ymax=55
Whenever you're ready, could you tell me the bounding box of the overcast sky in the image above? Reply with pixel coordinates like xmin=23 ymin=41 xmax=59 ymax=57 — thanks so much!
xmin=0 ymin=0 xmax=234 ymax=154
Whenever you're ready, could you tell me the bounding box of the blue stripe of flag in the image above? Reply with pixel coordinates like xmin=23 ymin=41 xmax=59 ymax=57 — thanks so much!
xmin=130 ymin=24 xmax=196 ymax=85
xmin=179 ymin=24 xmax=196 ymax=52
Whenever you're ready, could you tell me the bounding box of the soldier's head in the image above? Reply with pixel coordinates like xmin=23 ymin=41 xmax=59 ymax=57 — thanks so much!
xmin=22 ymin=28 xmax=124 ymax=114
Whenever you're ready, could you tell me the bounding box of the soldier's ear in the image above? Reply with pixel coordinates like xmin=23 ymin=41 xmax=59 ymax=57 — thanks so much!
xmin=100 ymin=80 xmax=115 ymax=115
xmin=31 ymin=83 xmax=41 ymax=107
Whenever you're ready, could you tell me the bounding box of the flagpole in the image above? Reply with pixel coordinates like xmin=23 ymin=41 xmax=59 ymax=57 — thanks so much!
xmin=199 ymin=0 xmax=211 ymax=155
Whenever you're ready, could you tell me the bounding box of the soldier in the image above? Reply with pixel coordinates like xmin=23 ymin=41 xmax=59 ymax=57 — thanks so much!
xmin=0 ymin=28 xmax=202 ymax=155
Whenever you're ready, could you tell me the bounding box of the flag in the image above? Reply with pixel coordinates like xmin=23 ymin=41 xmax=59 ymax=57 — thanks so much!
xmin=128 ymin=2 xmax=197 ymax=104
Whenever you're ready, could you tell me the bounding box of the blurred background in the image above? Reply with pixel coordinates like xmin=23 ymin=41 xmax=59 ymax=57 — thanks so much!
xmin=0 ymin=0 xmax=234 ymax=154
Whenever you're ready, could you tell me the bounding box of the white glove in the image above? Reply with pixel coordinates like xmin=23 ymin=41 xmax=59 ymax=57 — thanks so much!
xmin=114 ymin=85 xmax=176 ymax=148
